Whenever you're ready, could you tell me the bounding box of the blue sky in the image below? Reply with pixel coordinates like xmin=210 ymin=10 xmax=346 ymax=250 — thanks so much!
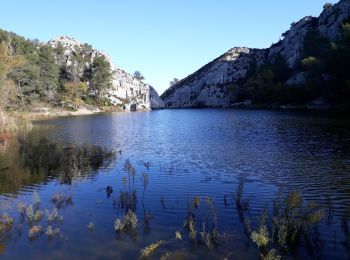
xmin=1 ymin=0 xmax=338 ymax=94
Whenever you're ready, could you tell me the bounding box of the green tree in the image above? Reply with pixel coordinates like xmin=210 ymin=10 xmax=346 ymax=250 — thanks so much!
xmin=36 ymin=45 xmax=60 ymax=102
xmin=0 ymin=42 xmax=24 ymax=109
xmin=88 ymin=56 xmax=113 ymax=99
xmin=303 ymin=28 xmax=330 ymax=58
xmin=133 ymin=70 xmax=144 ymax=81
xmin=170 ymin=78 xmax=179 ymax=87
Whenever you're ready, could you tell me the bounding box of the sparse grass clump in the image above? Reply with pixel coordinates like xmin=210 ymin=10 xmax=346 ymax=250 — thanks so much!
xmin=0 ymin=213 xmax=14 ymax=235
xmin=26 ymin=206 xmax=43 ymax=224
xmin=28 ymin=225 xmax=42 ymax=239
xmin=45 ymin=225 xmax=60 ymax=239
xmin=114 ymin=219 xmax=124 ymax=232
xmin=45 ymin=208 xmax=63 ymax=224
xmin=200 ymin=227 xmax=218 ymax=249
xmin=249 ymin=191 xmax=324 ymax=259
xmin=114 ymin=210 xmax=138 ymax=233
xmin=184 ymin=215 xmax=196 ymax=240
xmin=140 ymin=240 xmax=163 ymax=259
xmin=251 ymin=225 xmax=269 ymax=249
xmin=32 ymin=191 xmax=41 ymax=206
xmin=124 ymin=209 xmax=138 ymax=230
xmin=263 ymin=249 xmax=281 ymax=260
xmin=17 ymin=202 xmax=27 ymax=215
xmin=0 ymin=111 xmax=32 ymax=133
xmin=160 ymin=251 xmax=172 ymax=260
xmin=51 ymin=192 xmax=73 ymax=208
xmin=175 ymin=231 xmax=182 ymax=240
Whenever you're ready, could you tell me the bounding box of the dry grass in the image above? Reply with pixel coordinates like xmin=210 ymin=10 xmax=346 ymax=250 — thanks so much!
xmin=0 ymin=110 xmax=32 ymax=134
xmin=140 ymin=240 xmax=163 ymax=259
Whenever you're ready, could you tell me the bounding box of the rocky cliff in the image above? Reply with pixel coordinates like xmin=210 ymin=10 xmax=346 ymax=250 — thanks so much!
xmin=162 ymin=48 xmax=266 ymax=108
xmin=48 ymin=36 xmax=164 ymax=110
xmin=162 ymin=0 xmax=350 ymax=108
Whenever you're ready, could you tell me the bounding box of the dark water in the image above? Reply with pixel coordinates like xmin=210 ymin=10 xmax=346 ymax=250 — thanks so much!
xmin=0 ymin=109 xmax=350 ymax=259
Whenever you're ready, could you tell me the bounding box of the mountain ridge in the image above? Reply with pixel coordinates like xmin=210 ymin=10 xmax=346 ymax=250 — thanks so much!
xmin=161 ymin=0 xmax=350 ymax=109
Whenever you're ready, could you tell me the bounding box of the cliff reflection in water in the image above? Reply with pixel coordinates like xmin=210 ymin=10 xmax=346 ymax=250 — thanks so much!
xmin=0 ymin=134 xmax=117 ymax=193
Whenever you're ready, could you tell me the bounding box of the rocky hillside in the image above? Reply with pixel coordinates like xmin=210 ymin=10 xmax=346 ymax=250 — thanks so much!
xmin=162 ymin=0 xmax=350 ymax=109
xmin=48 ymin=36 xmax=164 ymax=110
xmin=162 ymin=48 xmax=266 ymax=108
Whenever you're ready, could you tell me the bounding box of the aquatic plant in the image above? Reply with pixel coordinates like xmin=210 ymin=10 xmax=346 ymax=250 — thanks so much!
xmin=51 ymin=192 xmax=64 ymax=208
xmin=45 ymin=208 xmax=63 ymax=224
xmin=17 ymin=202 xmax=27 ymax=215
xmin=263 ymin=249 xmax=281 ymax=260
xmin=32 ymin=191 xmax=41 ymax=206
xmin=193 ymin=196 xmax=201 ymax=209
xmin=249 ymin=191 xmax=325 ymax=259
xmin=0 ymin=213 xmax=14 ymax=235
xmin=28 ymin=225 xmax=41 ymax=239
xmin=124 ymin=209 xmax=138 ymax=230
xmin=234 ymin=182 xmax=249 ymax=211
xmin=51 ymin=192 xmax=73 ymax=208
xmin=87 ymin=222 xmax=94 ymax=231
xmin=45 ymin=225 xmax=60 ymax=239
xmin=251 ymin=225 xmax=269 ymax=249
xmin=117 ymin=191 xmax=138 ymax=212
xmin=140 ymin=240 xmax=163 ymax=259
xmin=199 ymin=224 xmax=218 ymax=249
xmin=175 ymin=231 xmax=182 ymax=240
xmin=26 ymin=206 xmax=43 ymax=224
xmin=114 ymin=209 xmax=138 ymax=233
xmin=123 ymin=159 xmax=136 ymax=181
xmin=160 ymin=251 xmax=172 ymax=260
xmin=114 ymin=219 xmax=124 ymax=232
xmin=184 ymin=215 xmax=196 ymax=240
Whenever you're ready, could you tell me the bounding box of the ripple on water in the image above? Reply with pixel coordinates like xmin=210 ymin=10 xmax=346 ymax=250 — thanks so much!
xmin=0 ymin=109 xmax=350 ymax=259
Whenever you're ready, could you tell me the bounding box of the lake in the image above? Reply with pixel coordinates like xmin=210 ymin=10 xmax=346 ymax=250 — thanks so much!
xmin=0 ymin=109 xmax=350 ymax=259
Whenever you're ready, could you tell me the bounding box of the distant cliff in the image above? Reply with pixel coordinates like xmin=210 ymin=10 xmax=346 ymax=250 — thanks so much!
xmin=162 ymin=0 xmax=350 ymax=110
xmin=48 ymin=36 xmax=164 ymax=110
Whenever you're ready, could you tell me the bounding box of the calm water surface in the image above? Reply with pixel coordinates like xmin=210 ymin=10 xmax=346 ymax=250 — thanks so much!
xmin=0 ymin=109 xmax=350 ymax=259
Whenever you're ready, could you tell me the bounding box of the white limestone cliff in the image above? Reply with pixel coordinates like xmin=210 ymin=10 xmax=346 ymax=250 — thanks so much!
xmin=162 ymin=0 xmax=350 ymax=108
xmin=161 ymin=48 xmax=266 ymax=108
xmin=48 ymin=36 xmax=164 ymax=110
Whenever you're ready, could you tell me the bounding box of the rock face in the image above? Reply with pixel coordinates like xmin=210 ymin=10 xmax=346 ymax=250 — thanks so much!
xmin=161 ymin=48 xmax=266 ymax=108
xmin=162 ymin=0 xmax=350 ymax=108
xmin=48 ymin=36 xmax=164 ymax=110
xmin=268 ymin=0 xmax=350 ymax=68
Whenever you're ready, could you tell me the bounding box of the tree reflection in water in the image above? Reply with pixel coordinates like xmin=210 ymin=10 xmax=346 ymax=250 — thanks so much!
xmin=0 ymin=135 xmax=117 ymax=193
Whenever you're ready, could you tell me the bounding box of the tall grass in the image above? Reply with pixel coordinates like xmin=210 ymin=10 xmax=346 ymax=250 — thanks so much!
xmin=0 ymin=110 xmax=32 ymax=134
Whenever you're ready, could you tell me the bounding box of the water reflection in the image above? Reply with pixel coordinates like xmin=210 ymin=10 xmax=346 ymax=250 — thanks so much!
xmin=0 ymin=134 xmax=116 ymax=194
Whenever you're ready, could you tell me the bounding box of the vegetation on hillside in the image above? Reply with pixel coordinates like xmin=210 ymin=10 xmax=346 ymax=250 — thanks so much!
xmin=0 ymin=29 xmax=113 ymax=112
xmin=0 ymin=29 xmax=115 ymax=132
xmin=237 ymin=18 xmax=350 ymax=110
